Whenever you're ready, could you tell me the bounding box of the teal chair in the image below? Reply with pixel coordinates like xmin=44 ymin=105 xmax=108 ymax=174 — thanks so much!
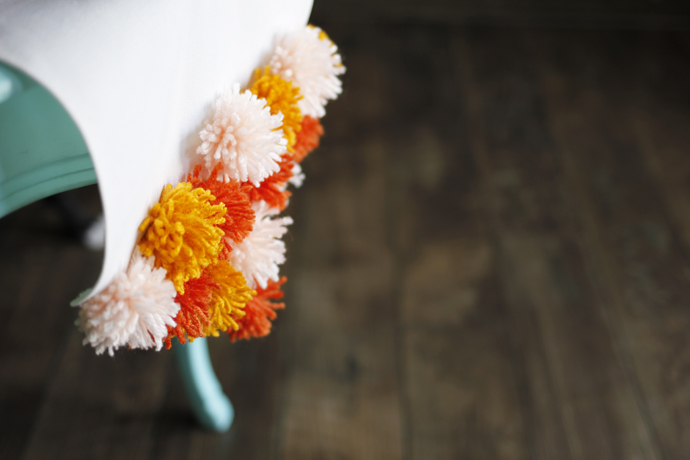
xmin=0 ymin=62 xmax=234 ymax=432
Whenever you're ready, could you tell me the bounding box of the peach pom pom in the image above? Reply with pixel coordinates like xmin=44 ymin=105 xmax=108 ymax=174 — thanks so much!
xmin=250 ymin=67 xmax=303 ymax=152
xmin=228 ymin=277 xmax=286 ymax=342
xmin=77 ymin=251 xmax=180 ymax=356
xmin=293 ymin=115 xmax=323 ymax=163
xmin=188 ymin=164 xmax=255 ymax=257
xmin=164 ymin=271 xmax=217 ymax=349
xmin=204 ymin=260 xmax=255 ymax=336
xmin=269 ymin=25 xmax=345 ymax=118
xmin=227 ymin=200 xmax=292 ymax=289
xmin=196 ymin=84 xmax=286 ymax=186
xmin=138 ymin=182 xmax=226 ymax=293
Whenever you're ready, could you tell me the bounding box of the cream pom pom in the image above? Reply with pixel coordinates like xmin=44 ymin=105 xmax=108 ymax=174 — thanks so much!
xmin=269 ymin=26 xmax=345 ymax=118
xmin=227 ymin=200 xmax=293 ymax=289
xmin=288 ymin=162 xmax=305 ymax=188
xmin=196 ymin=83 xmax=287 ymax=186
xmin=76 ymin=251 xmax=180 ymax=356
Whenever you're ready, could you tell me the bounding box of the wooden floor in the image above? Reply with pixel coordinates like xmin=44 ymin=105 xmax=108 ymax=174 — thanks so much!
xmin=4 ymin=13 xmax=690 ymax=460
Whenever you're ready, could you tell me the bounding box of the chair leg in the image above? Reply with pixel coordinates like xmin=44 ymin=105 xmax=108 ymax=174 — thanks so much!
xmin=173 ymin=337 xmax=234 ymax=432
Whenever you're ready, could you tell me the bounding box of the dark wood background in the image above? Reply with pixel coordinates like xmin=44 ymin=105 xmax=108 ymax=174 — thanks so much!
xmin=3 ymin=2 xmax=690 ymax=459
xmin=311 ymin=0 xmax=690 ymax=28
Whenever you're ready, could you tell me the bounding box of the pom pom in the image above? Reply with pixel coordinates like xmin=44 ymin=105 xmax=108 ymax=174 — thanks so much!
xmin=138 ymin=182 xmax=226 ymax=293
xmin=245 ymin=154 xmax=295 ymax=211
xmin=188 ymin=164 xmax=255 ymax=257
xmin=164 ymin=271 xmax=217 ymax=349
xmin=77 ymin=251 xmax=180 ymax=356
xmin=196 ymin=83 xmax=286 ymax=186
xmin=227 ymin=200 xmax=293 ymax=289
xmin=228 ymin=277 xmax=286 ymax=341
xmin=289 ymin=162 xmax=305 ymax=188
xmin=250 ymin=67 xmax=303 ymax=152
xmin=293 ymin=115 xmax=323 ymax=163
xmin=269 ymin=26 xmax=345 ymax=118
xmin=204 ymin=260 xmax=256 ymax=336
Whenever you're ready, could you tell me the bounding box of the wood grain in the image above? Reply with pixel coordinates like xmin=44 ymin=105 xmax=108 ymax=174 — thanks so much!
xmin=453 ymin=27 xmax=660 ymax=460
xmin=0 ymin=196 xmax=103 ymax=460
xmin=377 ymin=25 xmax=532 ymax=460
xmin=274 ymin=34 xmax=405 ymax=456
xmin=530 ymin=28 xmax=690 ymax=459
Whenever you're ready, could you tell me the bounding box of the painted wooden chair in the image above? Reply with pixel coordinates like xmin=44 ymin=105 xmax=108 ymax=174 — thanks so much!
xmin=0 ymin=0 xmax=312 ymax=432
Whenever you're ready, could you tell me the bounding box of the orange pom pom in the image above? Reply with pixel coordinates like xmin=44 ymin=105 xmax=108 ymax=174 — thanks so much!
xmin=188 ymin=164 xmax=255 ymax=257
xmin=164 ymin=272 xmax=217 ymax=349
xmin=228 ymin=277 xmax=286 ymax=341
xmin=245 ymin=155 xmax=295 ymax=211
xmin=293 ymin=116 xmax=323 ymax=163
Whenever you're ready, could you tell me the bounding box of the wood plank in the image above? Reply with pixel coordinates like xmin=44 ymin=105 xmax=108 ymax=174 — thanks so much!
xmin=0 ymin=194 xmax=103 ymax=460
xmin=145 ymin=308 xmax=288 ymax=460
xmin=625 ymin=32 xmax=690 ymax=260
xmin=272 ymin=25 xmax=405 ymax=457
xmin=276 ymin=140 xmax=403 ymax=460
xmin=628 ymin=36 xmax=690 ymax=458
xmin=597 ymin=30 xmax=690 ymax=459
xmin=21 ymin=331 xmax=171 ymax=460
xmin=146 ymin=357 xmax=208 ymax=460
xmin=382 ymin=25 xmax=531 ymax=460
xmin=530 ymin=27 xmax=690 ymax=459
xmin=310 ymin=0 xmax=690 ymax=29
xmin=196 ymin=331 xmax=287 ymax=459
xmin=456 ymin=27 xmax=660 ymax=459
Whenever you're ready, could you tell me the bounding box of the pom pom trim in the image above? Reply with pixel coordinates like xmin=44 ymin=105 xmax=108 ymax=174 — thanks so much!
xmin=75 ymin=24 xmax=343 ymax=353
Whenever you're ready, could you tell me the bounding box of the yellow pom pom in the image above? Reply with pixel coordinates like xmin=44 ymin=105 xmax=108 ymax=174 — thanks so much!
xmin=250 ymin=67 xmax=303 ymax=152
xmin=204 ymin=260 xmax=256 ymax=336
xmin=138 ymin=182 xmax=226 ymax=293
